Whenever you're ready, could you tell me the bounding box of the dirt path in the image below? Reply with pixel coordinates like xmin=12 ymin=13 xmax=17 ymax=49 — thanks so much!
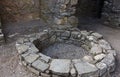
xmin=0 ymin=19 xmax=120 ymax=77
xmin=0 ymin=19 xmax=47 ymax=77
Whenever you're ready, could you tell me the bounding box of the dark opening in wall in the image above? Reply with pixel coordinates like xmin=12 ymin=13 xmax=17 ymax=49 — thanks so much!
xmin=76 ymin=0 xmax=104 ymax=18
xmin=75 ymin=0 xmax=105 ymax=18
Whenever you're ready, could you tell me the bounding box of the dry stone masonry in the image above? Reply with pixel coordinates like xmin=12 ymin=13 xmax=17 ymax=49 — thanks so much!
xmin=1 ymin=0 xmax=120 ymax=28
xmin=102 ymin=0 xmax=120 ymax=28
xmin=40 ymin=0 xmax=120 ymax=28
xmin=16 ymin=29 xmax=116 ymax=77
xmin=52 ymin=0 xmax=78 ymax=29
xmin=40 ymin=0 xmax=78 ymax=29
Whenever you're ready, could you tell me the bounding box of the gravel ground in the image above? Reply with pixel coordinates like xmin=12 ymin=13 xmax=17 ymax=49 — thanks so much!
xmin=0 ymin=19 xmax=120 ymax=77
xmin=0 ymin=41 xmax=37 ymax=77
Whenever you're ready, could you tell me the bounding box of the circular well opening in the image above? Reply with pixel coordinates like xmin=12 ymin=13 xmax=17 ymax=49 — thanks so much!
xmin=42 ymin=42 xmax=90 ymax=59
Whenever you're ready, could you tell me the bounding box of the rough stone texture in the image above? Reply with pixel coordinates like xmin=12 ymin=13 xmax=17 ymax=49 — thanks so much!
xmin=39 ymin=53 xmax=51 ymax=63
xmin=74 ymin=60 xmax=99 ymax=77
xmin=83 ymin=55 xmax=94 ymax=63
xmin=16 ymin=44 xmax=29 ymax=54
xmin=101 ymin=53 xmax=116 ymax=72
xmin=40 ymin=0 xmax=78 ymax=29
xmin=81 ymin=31 xmax=89 ymax=36
xmin=16 ymin=30 xmax=116 ymax=77
xmin=1 ymin=0 xmax=120 ymax=29
xmin=71 ymin=31 xmax=81 ymax=39
xmin=60 ymin=31 xmax=71 ymax=40
xmin=17 ymin=38 xmax=25 ymax=44
xmin=107 ymin=50 xmax=117 ymax=56
xmin=94 ymin=54 xmax=106 ymax=61
xmin=50 ymin=59 xmax=71 ymax=76
xmin=68 ymin=16 xmax=78 ymax=27
xmin=24 ymin=53 xmax=39 ymax=64
xmin=32 ymin=59 xmax=49 ymax=72
xmin=96 ymin=62 xmax=107 ymax=76
xmin=90 ymin=44 xmax=103 ymax=55
xmin=71 ymin=0 xmax=78 ymax=5
xmin=91 ymin=32 xmax=103 ymax=39
xmin=28 ymin=45 xmax=39 ymax=53
xmin=21 ymin=52 xmax=30 ymax=59
xmin=102 ymin=0 xmax=120 ymax=28
xmin=99 ymin=39 xmax=112 ymax=50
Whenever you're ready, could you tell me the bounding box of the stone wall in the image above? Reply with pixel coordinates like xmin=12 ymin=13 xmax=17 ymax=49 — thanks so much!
xmin=39 ymin=0 xmax=56 ymax=24
xmin=0 ymin=0 xmax=40 ymax=23
xmin=40 ymin=0 xmax=78 ymax=29
xmin=102 ymin=0 xmax=120 ymax=28
xmin=0 ymin=0 xmax=120 ymax=28
xmin=40 ymin=0 xmax=120 ymax=28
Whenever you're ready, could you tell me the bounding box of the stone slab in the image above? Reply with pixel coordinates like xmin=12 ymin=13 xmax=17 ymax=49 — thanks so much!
xmin=39 ymin=53 xmax=51 ymax=63
xmin=32 ymin=59 xmax=49 ymax=72
xmin=74 ymin=60 xmax=98 ymax=76
xmin=16 ymin=44 xmax=29 ymax=54
xmin=50 ymin=59 xmax=71 ymax=76
xmin=24 ymin=53 xmax=39 ymax=64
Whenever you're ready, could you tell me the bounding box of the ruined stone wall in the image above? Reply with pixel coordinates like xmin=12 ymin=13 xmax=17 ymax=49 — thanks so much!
xmin=0 ymin=0 xmax=120 ymax=28
xmin=102 ymin=0 xmax=120 ymax=28
xmin=40 ymin=0 xmax=78 ymax=29
xmin=39 ymin=0 xmax=56 ymax=24
xmin=0 ymin=0 xmax=40 ymax=23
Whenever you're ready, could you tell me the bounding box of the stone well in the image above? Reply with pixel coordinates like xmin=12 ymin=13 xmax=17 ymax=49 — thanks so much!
xmin=16 ymin=29 xmax=116 ymax=77
xmin=16 ymin=0 xmax=116 ymax=77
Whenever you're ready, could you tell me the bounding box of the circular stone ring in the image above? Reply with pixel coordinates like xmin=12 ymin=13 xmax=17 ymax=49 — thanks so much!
xmin=16 ymin=29 xmax=116 ymax=77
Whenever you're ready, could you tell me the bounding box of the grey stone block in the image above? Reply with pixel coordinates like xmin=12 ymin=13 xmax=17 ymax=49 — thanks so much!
xmin=32 ymin=59 xmax=49 ymax=72
xmin=16 ymin=44 xmax=29 ymax=54
xmin=74 ymin=60 xmax=99 ymax=77
xmin=24 ymin=53 xmax=39 ymax=64
xmin=50 ymin=59 xmax=71 ymax=76
xmin=96 ymin=62 xmax=107 ymax=76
